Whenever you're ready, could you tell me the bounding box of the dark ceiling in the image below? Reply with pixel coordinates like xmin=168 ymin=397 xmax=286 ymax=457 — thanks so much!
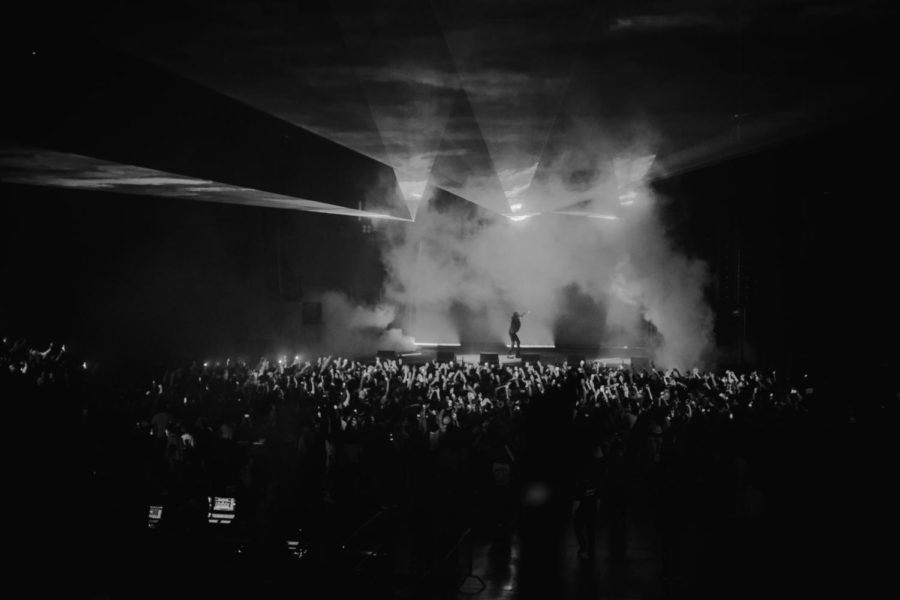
xmin=2 ymin=0 xmax=895 ymax=218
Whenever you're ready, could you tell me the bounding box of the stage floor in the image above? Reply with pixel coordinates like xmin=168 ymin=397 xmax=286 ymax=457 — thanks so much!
xmin=395 ymin=346 xmax=637 ymax=368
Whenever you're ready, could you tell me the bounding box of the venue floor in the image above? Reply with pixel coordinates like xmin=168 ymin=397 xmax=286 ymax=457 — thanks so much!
xmin=455 ymin=519 xmax=664 ymax=600
xmin=429 ymin=501 xmax=872 ymax=600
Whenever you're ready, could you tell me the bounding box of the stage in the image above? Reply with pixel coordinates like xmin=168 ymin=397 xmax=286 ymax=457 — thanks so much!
xmin=385 ymin=342 xmax=649 ymax=368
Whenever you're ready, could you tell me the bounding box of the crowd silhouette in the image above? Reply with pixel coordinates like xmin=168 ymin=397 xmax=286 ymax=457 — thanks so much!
xmin=2 ymin=335 xmax=893 ymax=599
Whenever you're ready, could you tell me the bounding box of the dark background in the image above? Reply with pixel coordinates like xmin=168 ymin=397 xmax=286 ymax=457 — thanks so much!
xmin=658 ymin=102 xmax=900 ymax=373
xmin=0 ymin=185 xmax=386 ymax=372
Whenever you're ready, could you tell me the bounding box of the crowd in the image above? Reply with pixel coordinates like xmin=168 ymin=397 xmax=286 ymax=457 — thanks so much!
xmin=2 ymin=334 xmax=890 ymax=598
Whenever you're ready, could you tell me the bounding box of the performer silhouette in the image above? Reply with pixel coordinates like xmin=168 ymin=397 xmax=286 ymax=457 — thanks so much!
xmin=509 ymin=311 xmax=528 ymax=357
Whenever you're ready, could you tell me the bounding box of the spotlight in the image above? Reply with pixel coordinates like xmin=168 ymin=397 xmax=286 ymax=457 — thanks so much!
xmin=510 ymin=203 xmax=523 ymax=212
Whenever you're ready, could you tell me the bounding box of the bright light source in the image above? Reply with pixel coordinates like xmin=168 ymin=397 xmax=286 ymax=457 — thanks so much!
xmin=510 ymin=203 xmax=523 ymax=212
xmin=552 ymin=210 xmax=619 ymax=220
xmin=509 ymin=213 xmax=535 ymax=222
xmin=619 ymin=191 xmax=637 ymax=206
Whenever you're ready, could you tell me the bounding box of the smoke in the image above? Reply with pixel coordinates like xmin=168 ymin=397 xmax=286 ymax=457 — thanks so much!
xmin=608 ymin=205 xmax=715 ymax=369
xmin=372 ymin=127 xmax=715 ymax=369
xmin=306 ymin=291 xmax=415 ymax=358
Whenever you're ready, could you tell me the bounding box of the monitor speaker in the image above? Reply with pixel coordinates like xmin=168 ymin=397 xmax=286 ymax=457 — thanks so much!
xmin=630 ymin=356 xmax=651 ymax=371
xmin=436 ymin=350 xmax=456 ymax=362
xmin=479 ymin=352 xmax=499 ymax=365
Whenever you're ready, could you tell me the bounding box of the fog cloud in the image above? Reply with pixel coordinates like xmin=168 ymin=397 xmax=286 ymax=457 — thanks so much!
xmin=373 ymin=128 xmax=714 ymax=368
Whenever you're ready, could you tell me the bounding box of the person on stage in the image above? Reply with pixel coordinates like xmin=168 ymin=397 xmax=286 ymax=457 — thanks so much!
xmin=509 ymin=311 xmax=527 ymax=357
